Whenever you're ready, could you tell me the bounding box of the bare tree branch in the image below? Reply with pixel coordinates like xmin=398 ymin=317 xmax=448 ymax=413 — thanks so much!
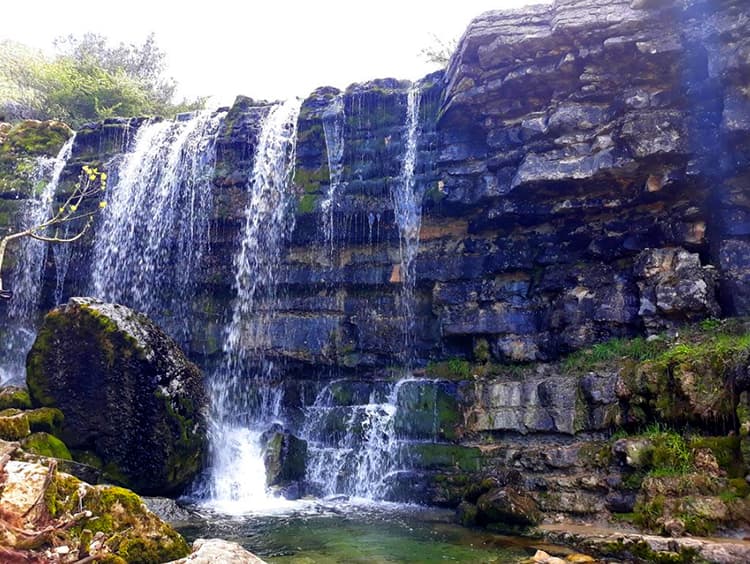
xmin=0 ymin=165 xmax=107 ymax=299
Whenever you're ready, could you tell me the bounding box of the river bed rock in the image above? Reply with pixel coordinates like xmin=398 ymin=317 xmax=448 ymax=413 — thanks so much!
xmin=167 ymin=538 xmax=267 ymax=564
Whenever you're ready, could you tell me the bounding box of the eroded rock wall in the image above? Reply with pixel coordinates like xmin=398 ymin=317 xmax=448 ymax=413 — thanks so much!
xmin=1 ymin=0 xmax=749 ymax=519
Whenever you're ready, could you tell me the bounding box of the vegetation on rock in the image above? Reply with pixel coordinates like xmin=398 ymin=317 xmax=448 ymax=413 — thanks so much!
xmin=0 ymin=443 xmax=190 ymax=562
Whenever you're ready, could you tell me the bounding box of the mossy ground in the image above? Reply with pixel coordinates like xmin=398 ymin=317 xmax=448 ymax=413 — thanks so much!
xmin=44 ymin=469 xmax=190 ymax=562
xmin=610 ymin=425 xmax=750 ymax=535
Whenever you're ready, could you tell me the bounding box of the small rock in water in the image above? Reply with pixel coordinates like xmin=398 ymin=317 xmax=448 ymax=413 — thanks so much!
xmin=566 ymin=554 xmax=596 ymax=563
xmin=532 ymin=549 xmax=551 ymax=562
xmin=166 ymin=538 xmax=267 ymax=563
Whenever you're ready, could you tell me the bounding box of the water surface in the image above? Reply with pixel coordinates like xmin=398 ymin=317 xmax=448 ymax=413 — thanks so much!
xmin=178 ymin=501 xmax=562 ymax=563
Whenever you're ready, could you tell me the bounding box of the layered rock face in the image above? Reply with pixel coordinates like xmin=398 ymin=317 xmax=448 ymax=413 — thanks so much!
xmin=0 ymin=0 xmax=748 ymax=524
xmin=19 ymin=0 xmax=747 ymax=372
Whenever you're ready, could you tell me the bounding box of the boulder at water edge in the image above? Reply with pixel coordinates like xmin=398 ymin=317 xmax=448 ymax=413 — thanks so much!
xmin=26 ymin=297 xmax=207 ymax=495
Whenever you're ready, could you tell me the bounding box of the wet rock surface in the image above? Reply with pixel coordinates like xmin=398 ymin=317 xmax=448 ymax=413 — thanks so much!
xmin=166 ymin=538 xmax=267 ymax=564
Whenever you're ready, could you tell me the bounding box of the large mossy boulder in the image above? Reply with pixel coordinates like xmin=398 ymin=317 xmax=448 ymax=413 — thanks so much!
xmin=26 ymin=298 xmax=207 ymax=495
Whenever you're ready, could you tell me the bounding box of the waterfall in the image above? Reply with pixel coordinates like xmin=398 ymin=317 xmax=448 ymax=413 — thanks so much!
xmin=89 ymin=110 xmax=225 ymax=345
xmin=51 ymin=224 xmax=72 ymax=305
xmin=302 ymin=88 xmax=429 ymax=500
xmin=391 ymin=86 xmax=423 ymax=364
xmin=0 ymin=135 xmax=75 ymax=384
xmin=320 ymin=95 xmax=345 ymax=261
xmin=303 ymin=377 xmax=444 ymax=501
xmin=203 ymin=98 xmax=302 ymax=513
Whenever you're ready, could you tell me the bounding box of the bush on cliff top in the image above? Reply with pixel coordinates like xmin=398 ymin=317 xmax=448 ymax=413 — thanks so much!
xmin=0 ymin=34 xmax=204 ymax=125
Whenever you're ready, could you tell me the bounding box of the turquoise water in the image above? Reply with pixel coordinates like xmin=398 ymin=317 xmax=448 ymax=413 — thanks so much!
xmin=178 ymin=502 xmax=565 ymax=563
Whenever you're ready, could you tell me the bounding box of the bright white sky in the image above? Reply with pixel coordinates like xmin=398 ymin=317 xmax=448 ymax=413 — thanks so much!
xmin=3 ymin=0 xmax=548 ymax=106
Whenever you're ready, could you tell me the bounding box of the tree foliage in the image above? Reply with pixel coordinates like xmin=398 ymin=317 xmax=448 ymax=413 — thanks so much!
xmin=0 ymin=34 xmax=204 ymax=126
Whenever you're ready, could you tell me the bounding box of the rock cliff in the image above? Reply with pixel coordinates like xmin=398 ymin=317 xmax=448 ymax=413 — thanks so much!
xmin=0 ymin=0 xmax=749 ymax=533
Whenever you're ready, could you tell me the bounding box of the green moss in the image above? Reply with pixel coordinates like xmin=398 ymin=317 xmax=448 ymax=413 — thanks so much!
xmin=577 ymin=441 xmax=612 ymax=468
xmin=599 ymin=539 xmax=700 ymax=564
xmin=394 ymin=381 xmax=461 ymax=441
xmin=0 ymin=412 xmax=31 ymax=440
xmin=158 ymin=391 xmax=203 ymax=488
xmin=0 ymin=120 xmax=72 ymax=157
xmin=646 ymin=427 xmax=692 ymax=476
xmin=690 ymin=435 xmax=744 ymax=477
xmin=405 ymin=443 xmax=481 ymax=472
xmin=46 ymin=476 xmax=191 ymax=563
xmin=0 ymin=387 xmax=32 ymax=410
xmin=633 ymin=494 xmax=665 ymax=530
xmin=25 ymin=407 xmax=64 ymax=434
xmin=297 ymin=193 xmax=320 ymax=214
xmin=22 ymin=432 xmax=72 ymax=459
xmin=294 ymin=165 xmax=329 ymax=194
xmin=728 ymin=478 xmax=750 ymax=498
xmin=563 ymin=336 xmax=666 ymax=372
xmin=425 ymin=358 xmax=472 ymax=380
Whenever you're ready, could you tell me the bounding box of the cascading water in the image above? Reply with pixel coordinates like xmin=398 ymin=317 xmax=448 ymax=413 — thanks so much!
xmin=203 ymin=98 xmax=302 ymax=513
xmin=302 ymin=85 xmax=427 ymax=501
xmin=392 ymin=85 xmax=423 ymax=363
xmin=51 ymin=223 xmax=73 ymax=305
xmin=303 ymin=379 xmax=411 ymax=499
xmin=320 ymin=95 xmax=345 ymax=261
xmin=89 ymin=111 xmax=225 ymax=345
xmin=0 ymin=135 xmax=75 ymax=384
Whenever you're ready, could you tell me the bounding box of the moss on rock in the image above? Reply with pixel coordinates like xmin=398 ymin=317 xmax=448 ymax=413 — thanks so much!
xmin=0 ymin=386 xmax=32 ymax=410
xmin=0 ymin=120 xmax=72 ymax=157
xmin=0 ymin=411 xmax=31 ymax=440
xmin=26 ymin=298 xmax=207 ymax=495
xmin=22 ymin=432 xmax=72 ymax=460
xmin=47 ymin=465 xmax=189 ymax=562
xmin=25 ymin=407 xmax=64 ymax=434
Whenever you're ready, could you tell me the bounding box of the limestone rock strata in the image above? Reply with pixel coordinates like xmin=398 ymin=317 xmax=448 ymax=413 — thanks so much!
xmin=20 ymin=0 xmax=748 ymax=371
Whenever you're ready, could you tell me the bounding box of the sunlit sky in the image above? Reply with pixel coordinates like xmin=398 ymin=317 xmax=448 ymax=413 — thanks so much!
xmin=3 ymin=0 xmax=549 ymax=106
